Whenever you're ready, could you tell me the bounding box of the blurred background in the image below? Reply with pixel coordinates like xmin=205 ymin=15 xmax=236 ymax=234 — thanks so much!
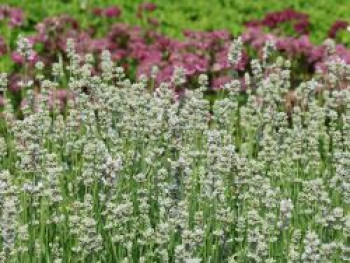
xmin=3 ymin=0 xmax=350 ymax=43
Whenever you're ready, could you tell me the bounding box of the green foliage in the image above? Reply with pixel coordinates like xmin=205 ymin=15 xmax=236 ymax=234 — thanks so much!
xmin=2 ymin=0 xmax=350 ymax=43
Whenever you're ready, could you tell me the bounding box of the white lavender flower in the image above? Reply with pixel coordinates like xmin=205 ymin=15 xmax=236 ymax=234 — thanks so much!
xmin=0 ymin=38 xmax=347 ymax=262
xmin=0 ymin=73 xmax=7 ymax=92
xmin=228 ymin=36 xmax=243 ymax=66
xmin=262 ymin=38 xmax=276 ymax=66
xmin=16 ymin=35 xmax=34 ymax=61
xmin=277 ymin=199 xmax=293 ymax=230
xmin=198 ymin=74 xmax=209 ymax=87
xmin=301 ymin=231 xmax=321 ymax=262
xmin=172 ymin=66 xmax=187 ymax=86
xmin=101 ymin=50 xmax=114 ymax=81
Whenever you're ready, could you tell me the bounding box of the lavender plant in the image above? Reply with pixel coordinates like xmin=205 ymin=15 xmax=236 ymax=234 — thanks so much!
xmin=0 ymin=37 xmax=349 ymax=262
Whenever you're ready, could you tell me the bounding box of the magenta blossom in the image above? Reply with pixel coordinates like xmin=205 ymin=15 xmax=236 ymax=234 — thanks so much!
xmin=245 ymin=8 xmax=309 ymax=36
xmin=104 ymin=6 xmax=122 ymax=18
xmin=11 ymin=51 xmax=39 ymax=65
xmin=93 ymin=6 xmax=122 ymax=18
xmin=11 ymin=52 xmax=24 ymax=64
xmin=8 ymin=74 xmax=29 ymax=93
xmin=328 ymin=20 xmax=349 ymax=38
xmin=0 ymin=5 xmax=24 ymax=27
xmin=212 ymin=76 xmax=233 ymax=90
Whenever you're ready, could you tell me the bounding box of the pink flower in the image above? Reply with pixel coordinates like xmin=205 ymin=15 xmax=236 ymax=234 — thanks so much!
xmin=262 ymin=8 xmax=308 ymax=29
xmin=11 ymin=51 xmax=39 ymax=65
xmin=8 ymin=74 xmax=26 ymax=92
xmin=212 ymin=30 xmax=231 ymax=41
xmin=89 ymin=38 xmax=110 ymax=52
xmin=328 ymin=20 xmax=348 ymax=38
xmin=246 ymin=8 xmax=309 ymax=35
xmin=245 ymin=20 xmax=261 ymax=28
xmin=92 ymin=6 xmax=122 ymax=18
xmin=0 ymin=5 xmax=24 ymax=27
xmin=140 ymin=2 xmax=157 ymax=12
xmin=11 ymin=52 xmax=24 ymax=64
xmin=308 ymin=46 xmax=325 ymax=63
xmin=335 ymin=44 xmax=350 ymax=63
xmin=212 ymin=76 xmax=232 ymax=90
xmin=295 ymin=35 xmax=312 ymax=53
xmin=111 ymin=49 xmax=127 ymax=60
xmin=9 ymin=8 xmax=24 ymax=27
xmin=104 ymin=6 xmax=122 ymax=18
xmin=294 ymin=19 xmax=309 ymax=34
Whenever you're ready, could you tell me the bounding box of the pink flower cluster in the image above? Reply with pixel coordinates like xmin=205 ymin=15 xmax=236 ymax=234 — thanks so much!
xmin=245 ymin=8 xmax=310 ymax=35
xmin=93 ymin=6 xmax=122 ymax=18
xmin=0 ymin=4 xmax=349 ymax=97
xmin=82 ymin=23 xmax=244 ymax=86
xmin=242 ymin=10 xmax=349 ymax=70
xmin=242 ymin=27 xmax=350 ymax=70
xmin=7 ymin=10 xmax=247 ymax=90
xmin=0 ymin=4 xmax=24 ymax=27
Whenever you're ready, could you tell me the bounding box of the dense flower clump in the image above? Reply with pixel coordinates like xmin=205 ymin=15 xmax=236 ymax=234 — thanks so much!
xmin=0 ymin=4 xmax=349 ymax=261
xmin=0 ymin=4 xmax=349 ymax=100
xmin=0 ymin=35 xmax=349 ymax=262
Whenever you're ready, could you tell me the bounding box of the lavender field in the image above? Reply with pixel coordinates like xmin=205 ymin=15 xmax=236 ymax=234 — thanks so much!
xmin=0 ymin=1 xmax=349 ymax=262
